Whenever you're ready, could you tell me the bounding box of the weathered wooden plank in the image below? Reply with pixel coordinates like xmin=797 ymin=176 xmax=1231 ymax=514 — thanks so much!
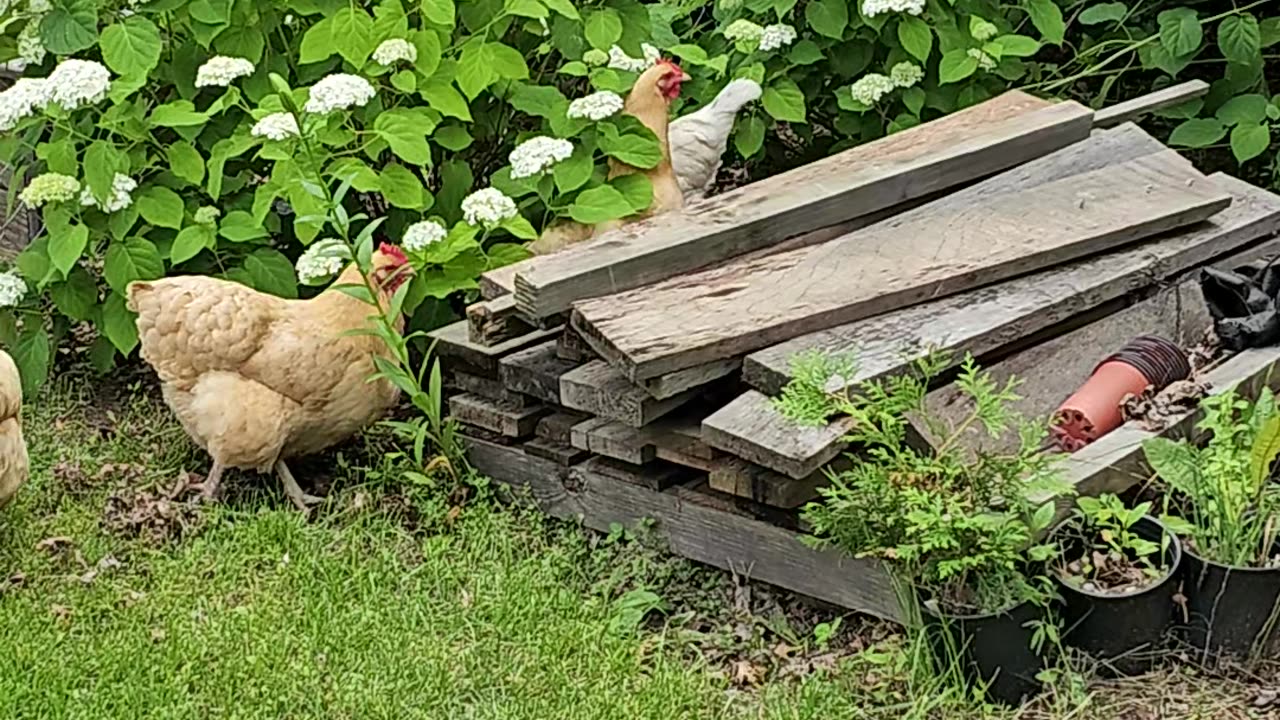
xmin=428 ymin=320 xmax=560 ymax=376
xmin=452 ymin=371 xmax=532 ymax=407
xmin=580 ymin=455 xmax=697 ymax=491
xmin=559 ymin=360 xmax=700 ymax=427
xmin=536 ymin=411 xmax=590 ymax=444
xmin=744 ymin=171 xmax=1280 ymax=395
xmin=1043 ymin=344 xmax=1280 ymax=522
xmin=571 ymin=411 xmax=722 ymax=468
xmin=513 ymin=93 xmax=1084 ymax=318
xmin=574 ymin=149 xmax=1232 ymax=381
xmin=523 ymin=437 xmax=590 ymax=466
xmin=499 ymin=340 xmax=580 ymax=404
xmin=466 ymin=295 xmax=536 ymax=346
xmin=641 ymin=358 xmax=741 ymax=400
xmin=479 ymin=263 xmax=519 ymax=299
xmin=465 ymin=437 xmax=899 ymax=619
xmin=707 ymin=457 xmax=829 ymax=509
xmin=1093 ymin=80 xmax=1209 ymax=129
xmin=448 ymin=393 xmax=545 ymax=437
xmin=555 ymin=325 xmax=597 ymax=363
xmin=702 ymin=391 xmax=856 ymax=479
xmin=570 ymin=417 xmax=656 ymax=464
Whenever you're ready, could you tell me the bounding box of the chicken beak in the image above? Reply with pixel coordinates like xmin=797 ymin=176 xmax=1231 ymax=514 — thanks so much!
xmin=679 ymin=72 xmax=691 ymax=82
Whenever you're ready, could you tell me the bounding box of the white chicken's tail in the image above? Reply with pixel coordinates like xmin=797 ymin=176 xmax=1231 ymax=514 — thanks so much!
xmin=708 ymin=78 xmax=763 ymax=115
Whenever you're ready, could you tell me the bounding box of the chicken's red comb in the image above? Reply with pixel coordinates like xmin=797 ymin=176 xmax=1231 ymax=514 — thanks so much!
xmin=657 ymin=58 xmax=683 ymax=72
xmin=379 ymin=243 xmax=408 ymax=264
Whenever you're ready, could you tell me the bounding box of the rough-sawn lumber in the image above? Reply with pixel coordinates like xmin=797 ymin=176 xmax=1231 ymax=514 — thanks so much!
xmin=512 ymin=93 xmax=1088 ymax=318
xmin=573 ymin=149 xmax=1232 ymax=381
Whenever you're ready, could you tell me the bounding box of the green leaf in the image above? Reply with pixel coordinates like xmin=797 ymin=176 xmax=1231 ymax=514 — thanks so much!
xmin=993 ymin=35 xmax=1041 ymax=57
xmin=1158 ymin=8 xmax=1201 ymax=56
xmin=170 ymin=225 xmax=215 ymax=264
xmin=16 ymin=239 xmax=51 ymax=287
xmin=48 ymin=224 xmax=88 ymax=277
xmin=902 ymin=86 xmax=926 ymax=116
xmin=1139 ymin=42 xmax=1195 ymax=77
xmin=569 ymin=185 xmax=634 ymax=224
xmin=188 ymin=0 xmax=232 ymax=24
xmin=1216 ymin=94 xmax=1268 ymax=126
xmin=1168 ymin=118 xmax=1227 ymax=148
xmin=762 ymin=78 xmax=806 ymax=122
xmin=897 ymin=16 xmax=933 ymax=63
xmin=434 ymin=125 xmax=473 ymax=151
xmin=380 ymin=164 xmax=431 ymax=209
xmin=136 ymin=186 xmax=185 ymax=230
xmin=456 ymin=42 xmax=498 ymax=100
xmin=787 ymin=40 xmax=825 ymax=65
xmin=391 ymin=70 xmax=417 ymax=94
xmin=165 ymin=141 xmax=206 ymax=187
xmin=150 ymin=100 xmax=210 ymax=128
xmin=1078 ymin=2 xmax=1127 ymax=25
xmin=1218 ymin=14 xmax=1261 ymax=65
xmin=37 ymin=140 xmax=78 ymax=176
xmin=734 ymin=114 xmax=765 ymax=158
xmin=599 ymin=122 xmax=663 ymax=168
xmin=40 ymin=0 xmax=99 ymax=55
xmin=486 ymin=42 xmax=530 ymax=80
xmin=100 ymin=16 xmax=163 ymax=76
xmin=244 ymin=249 xmax=298 ymax=299
xmin=374 ymin=109 xmax=433 ymax=165
xmin=331 ymin=5 xmax=376 ymax=66
xmin=506 ymin=0 xmax=547 ymax=19
xmin=327 ymin=158 xmax=381 ymax=192
xmin=216 ymin=210 xmax=266 ymax=242
xmin=420 ymin=73 xmax=472 ymax=120
xmin=83 ymin=141 xmax=125 ymax=202
xmin=1024 ymin=0 xmax=1065 ymax=45
xmin=612 ymin=174 xmax=652 ymax=213
xmin=299 ymin=17 xmax=334 ymax=63
xmin=100 ymin=292 xmax=139 ymax=355
xmin=49 ymin=266 xmax=97 ymax=322
xmin=1231 ymin=122 xmax=1271 ymax=163
xmin=498 ymin=215 xmax=538 ymax=240
xmin=542 ymin=0 xmax=579 ymax=19
xmin=103 ymin=238 xmax=165 ymax=295
xmin=1262 ymin=17 xmax=1280 ymax=48
xmin=585 ymin=9 xmax=623 ymax=49
xmin=12 ymin=324 xmax=50 ymax=399
xmin=510 ymin=84 xmax=569 ymax=119
xmin=805 ymin=0 xmax=847 ymax=39
xmin=939 ymin=49 xmax=980 ymax=84
xmin=553 ymin=143 xmax=595 ymax=193
xmin=421 ymin=0 xmax=456 ymax=26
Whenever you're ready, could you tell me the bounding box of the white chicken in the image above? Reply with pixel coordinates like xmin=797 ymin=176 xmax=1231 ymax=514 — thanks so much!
xmin=668 ymin=78 xmax=763 ymax=203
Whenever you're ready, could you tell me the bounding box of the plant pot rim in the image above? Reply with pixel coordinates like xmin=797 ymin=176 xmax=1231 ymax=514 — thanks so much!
xmin=920 ymin=594 xmax=1032 ymax=621
xmin=1183 ymin=538 xmax=1280 ymax=574
xmin=1050 ymin=514 xmax=1182 ymax=599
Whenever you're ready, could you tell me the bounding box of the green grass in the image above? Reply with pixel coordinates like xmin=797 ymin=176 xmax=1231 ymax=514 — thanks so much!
xmin=0 ymin=378 xmax=1272 ymax=720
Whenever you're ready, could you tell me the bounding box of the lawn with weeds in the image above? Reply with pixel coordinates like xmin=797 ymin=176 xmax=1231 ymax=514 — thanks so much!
xmin=1 ymin=377 xmax=1277 ymax=719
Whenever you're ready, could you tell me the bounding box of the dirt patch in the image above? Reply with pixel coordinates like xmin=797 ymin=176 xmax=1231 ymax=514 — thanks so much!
xmin=1058 ymin=548 xmax=1165 ymax=596
xmin=101 ymin=471 xmax=206 ymax=544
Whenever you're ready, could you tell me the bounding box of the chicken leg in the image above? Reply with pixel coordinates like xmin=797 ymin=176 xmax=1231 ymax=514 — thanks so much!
xmin=276 ymin=460 xmax=322 ymax=512
xmin=188 ymin=461 xmax=224 ymax=501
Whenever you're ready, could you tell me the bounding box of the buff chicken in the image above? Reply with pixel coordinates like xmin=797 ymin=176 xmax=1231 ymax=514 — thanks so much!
xmin=0 ymin=349 xmax=28 ymax=510
xmin=127 ymin=246 xmax=412 ymax=511
xmin=529 ymin=59 xmax=690 ymax=255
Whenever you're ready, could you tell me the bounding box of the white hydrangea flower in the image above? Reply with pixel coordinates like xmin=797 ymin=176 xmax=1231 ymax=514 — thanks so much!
xmin=0 ymin=78 xmax=49 ymax=132
xmin=462 ymin=188 xmax=518 ymax=228
xmin=607 ymin=43 xmax=660 ymax=73
xmin=403 ymin=220 xmax=447 ymax=251
xmin=849 ymin=73 xmax=896 ymax=105
xmin=0 ymin=270 xmax=26 ymax=309
xmin=195 ymin=56 xmax=255 ymax=88
xmin=80 ymin=173 xmax=138 ymax=213
xmin=583 ymin=49 xmax=609 ymax=67
xmin=372 ymin=39 xmax=417 ymax=66
xmin=758 ymin=24 xmax=797 ymax=52
xmin=27 ymin=0 xmax=51 ymax=12
xmin=968 ymin=47 xmax=998 ymax=70
xmin=251 ymin=112 xmax=300 ymax=141
xmin=16 ymin=22 xmax=45 ymax=66
xmin=304 ymin=73 xmax=376 ymax=114
xmin=971 ymin=18 xmax=998 ymax=42
xmin=44 ymin=59 xmax=112 ymax=110
xmin=890 ymin=61 xmax=924 ymax=88
xmin=862 ymin=0 xmax=926 ymax=17
xmin=295 ymin=238 xmax=352 ymax=285
xmin=509 ymin=136 xmax=574 ymax=179
xmin=19 ymin=173 xmax=79 ymax=208
xmin=194 ymin=206 xmax=220 ymax=224
xmin=568 ymin=91 xmax=624 ymax=121
xmin=723 ymin=19 xmax=765 ymax=44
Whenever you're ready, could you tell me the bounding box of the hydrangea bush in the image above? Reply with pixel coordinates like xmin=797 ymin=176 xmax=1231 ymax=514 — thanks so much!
xmin=0 ymin=0 xmax=1273 ymax=397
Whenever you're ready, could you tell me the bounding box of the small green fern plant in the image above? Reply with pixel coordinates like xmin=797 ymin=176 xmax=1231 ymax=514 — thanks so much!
xmin=1143 ymin=388 xmax=1280 ymax=567
xmin=776 ymin=351 xmax=1073 ymax=615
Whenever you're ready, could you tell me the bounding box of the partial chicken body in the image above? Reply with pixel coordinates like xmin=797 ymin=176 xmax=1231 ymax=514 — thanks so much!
xmin=669 ymin=78 xmax=762 ymax=202
xmin=529 ymin=60 xmax=690 ymax=255
xmin=0 ymin=350 xmax=28 ymax=510
xmin=128 ymin=248 xmax=410 ymax=510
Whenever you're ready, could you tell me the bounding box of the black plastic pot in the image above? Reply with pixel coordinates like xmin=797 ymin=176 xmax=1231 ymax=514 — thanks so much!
xmin=922 ymin=598 xmax=1045 ymax=706
xmin=1182 ymin=540 xmax=1280 ymax=661
xmin=1053 ymin=516 xmax=1182 ymax=675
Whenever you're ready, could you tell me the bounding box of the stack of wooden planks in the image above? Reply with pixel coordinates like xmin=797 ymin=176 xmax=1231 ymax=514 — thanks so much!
xmin=431 ymin=86 xmax=1280 ymax=616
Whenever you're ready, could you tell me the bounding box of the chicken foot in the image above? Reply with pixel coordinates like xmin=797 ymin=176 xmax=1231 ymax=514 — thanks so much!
xmin=187 ymin=461 xmax=225 ymax=502
xmin=275 ymin=460 xmax=323 ymax=512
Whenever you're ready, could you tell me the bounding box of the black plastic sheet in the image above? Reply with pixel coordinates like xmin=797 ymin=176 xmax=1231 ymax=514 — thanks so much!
xmin=1199 ymin=257 xmax=1280 ymax=351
